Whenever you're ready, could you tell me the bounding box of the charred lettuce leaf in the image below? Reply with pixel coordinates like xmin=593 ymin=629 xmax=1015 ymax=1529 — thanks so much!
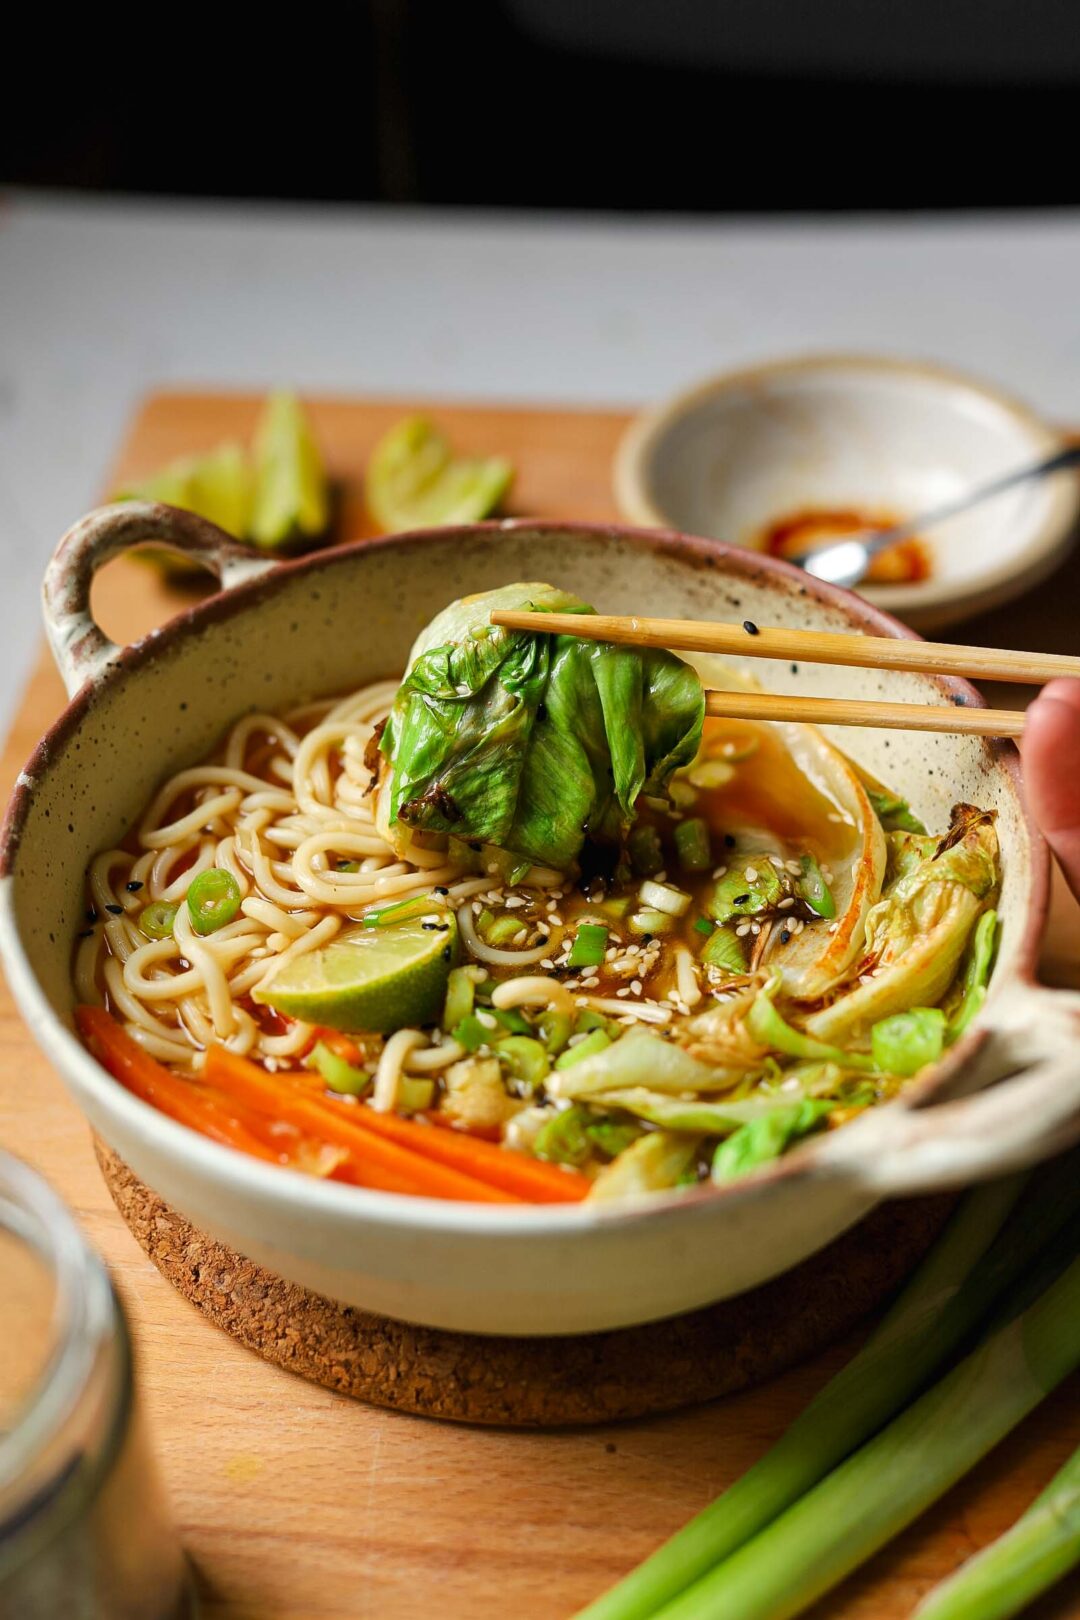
xmin=378 ymin=583 xmax=704 ymax=871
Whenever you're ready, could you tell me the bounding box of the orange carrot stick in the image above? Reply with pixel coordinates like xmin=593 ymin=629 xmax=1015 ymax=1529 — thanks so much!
xmin=301 ymin=1086 xmax=589 ymax=1203
xmin=76 ymin=1007 xmax=282 ymax=1163
xmin=204 ymin=1047 xmax=519 ymax=1203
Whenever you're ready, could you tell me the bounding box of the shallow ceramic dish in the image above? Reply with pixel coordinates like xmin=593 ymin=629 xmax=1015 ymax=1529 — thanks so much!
xmin=3 ymin=503 xmax=1080 ymax=1336
xmin=615 ymin=354 xmax=1080 ymax=632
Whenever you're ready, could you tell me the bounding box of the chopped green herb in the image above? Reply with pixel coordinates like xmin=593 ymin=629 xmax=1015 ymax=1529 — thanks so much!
xmin=567 ymin=922 xmax=609 ymax=969
xmin=140 ymin=901 xmax=178 ymax=940
xmin=186 ymin=869 xmax=242 ymax=936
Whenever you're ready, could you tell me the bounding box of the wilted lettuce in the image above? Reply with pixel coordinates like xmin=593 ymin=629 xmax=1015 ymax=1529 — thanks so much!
xmin=379 ymin=583 xmax=704 ymax=871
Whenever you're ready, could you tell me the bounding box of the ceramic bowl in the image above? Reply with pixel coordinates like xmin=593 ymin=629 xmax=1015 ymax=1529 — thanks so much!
xmin=2 ymin=503 xmax=1080 ymax=1336
xmin=614 ymin=354 xmax=1080 ymax=631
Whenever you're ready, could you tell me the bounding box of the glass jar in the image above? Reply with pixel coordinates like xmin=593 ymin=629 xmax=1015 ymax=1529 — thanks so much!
xmin=0 ymin=1150 xmax=197 ymax=1619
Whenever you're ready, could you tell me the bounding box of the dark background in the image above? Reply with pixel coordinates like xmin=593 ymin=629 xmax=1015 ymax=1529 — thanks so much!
xmin=5 ymin=0 xmax=1078 ymax=212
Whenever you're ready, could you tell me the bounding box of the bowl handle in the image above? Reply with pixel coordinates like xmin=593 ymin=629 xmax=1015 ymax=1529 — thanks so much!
xmin=42 ymin=502 xmax=278 ymax=698
xmin=814 ymin=981 xmax=1080 ymax=1194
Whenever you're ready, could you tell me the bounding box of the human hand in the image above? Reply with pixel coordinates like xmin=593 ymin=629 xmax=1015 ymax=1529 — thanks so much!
xmin=1021 ymin=678 xmax=1080 ymax=903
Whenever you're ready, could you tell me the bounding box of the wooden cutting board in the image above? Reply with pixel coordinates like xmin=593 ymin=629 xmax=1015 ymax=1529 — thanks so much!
xmin=3 ymin=391 xmax=1080 ymax=1620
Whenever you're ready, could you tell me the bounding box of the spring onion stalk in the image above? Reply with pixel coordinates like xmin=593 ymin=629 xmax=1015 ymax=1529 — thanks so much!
xmin=701 ymin=925 xmax=746 ymax=973
xmin=914 ymin=1441 xmax=1080 ymax=1620
xmin=187 ymin=868 xmax=242 ymax=935
xmin=567 ymin=923 xmax=609 ymax=970
xmin=629 ymin=909 xmax=676 ymax=937
xmin=577 ymin=1160 xmax=1080 ymax=1620
xmin=442 ymin=967 xmax=476 ymax=1032
xmin=495 ymin=1035 xmax=550 ymax=1090
xmin=653 ymin=1245 xmax=1080 ymax=1620
xmin=628 ymin=825 xmax=664 ymax=877
xmin=537 ymin=1008 xmax=573 ymax=1055
xmin=796 ymin=853 xmax=836 ymax=919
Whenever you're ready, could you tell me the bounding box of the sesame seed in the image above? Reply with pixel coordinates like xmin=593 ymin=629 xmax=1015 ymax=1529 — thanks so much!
xmin=743 ymin=619 xmax=760 ymax=636
xmin=712 ymin=865 xmax=728 ymax=879
xmin=105 ymin=903 xmax=124 ymax=915
xmin=476 ymin=1012 xmax=498 ymax=1030
xmin=540 ymin=959 xmax=555 ymax=971
xmin=504 ymin=896 xmax=525 ymax=909
xmin=735 ymin=922 xmax=752 ymax=937
xmin=778 ymin=896 xmax=795 ymax=909
xmin=631 ymin=979 xmax=643 ymax=995
xmin=581 ymin=975 xmax=600 ymax=989
xmin=125 ymin=880 xmax=144 ymax=893
xmin=616 ymin=987 xmax=630 ymax=997
xmin=744 ymin=867 xmax=758 ymax=882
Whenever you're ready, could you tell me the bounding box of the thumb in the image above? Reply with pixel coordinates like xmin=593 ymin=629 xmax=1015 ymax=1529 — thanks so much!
xmin=1021 ymin=679 xmax=1080 ymax=904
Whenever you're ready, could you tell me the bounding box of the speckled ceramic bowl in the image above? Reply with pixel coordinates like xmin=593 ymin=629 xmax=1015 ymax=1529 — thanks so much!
xmin=2 ymin=503 xmax=1079 ymax=1336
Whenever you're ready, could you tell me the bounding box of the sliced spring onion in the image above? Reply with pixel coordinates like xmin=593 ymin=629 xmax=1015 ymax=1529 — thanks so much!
xmin=701 ymin=925 xmax=746 ymax=974
xmin=554 ymin=1029 xmax=612 ymax=1071
xmin=871 ymin=1008 xmax=946 ymax=1077
xmin=638 ymin=879 xmax=692 ymax=917
xmin=361 ymin=892 xmax=441 ymax=928
xmin=307 ymin=1040 xmax=371 ymax=1096
xmin=597 ymin=893 xmax=635 ymax=922
xmin=496 ymin=1035 xmax=550 ymax=1090
xmin=537 ymin=1008 xmax=573 ymax=1055
xmin=567 ymin=922 xmax=609 ymax=970
xmin=442 ymin=966 xmax=476 ymax=1032
xmin=140 ymin=900 xmax=178 ymax=940
xmin=693 ymin=916 xmax=714 ymax=936
xmin=628 ymin=824 xmax=665 ymax=877
xmin=867 ymin=787 xmax=927 ymax=834
xmin=796 ymin=853 xmax=836 ymax=919
xmin=629 ymin=908 xmax=676 ymax=937
xmin=452 ymin=1013 xmax=496 ymax=1052
xmin=397 ymin=1076 xmax=435 ymax=1114
xmin=708 ymin=862 xmax=783 ymax=924
xmin=484 ymin=912 xmax=530 ymax=946
xmin=674 ymin=817 xmax=712 ymax=873
xmin=489 ymin=1005 xmax=532 ymax=1035
xmin=186 ymin=868 xmax=242 ymax=936
xmin=533 ymin=1105 xmax=593 ymax=1167
xmin=711 ymin=1099 xmax=834 ymax=1182
xmin=575 ymin=1009 xmax=621 ymax=1038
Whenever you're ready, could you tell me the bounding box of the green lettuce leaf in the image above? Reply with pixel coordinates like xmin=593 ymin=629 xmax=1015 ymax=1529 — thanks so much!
xmin=379 ymin=583 xmax=704 ymax=870
xmin=711 ymin=1099 xmax=836 ymax=1182
xmin=870 ymin=1008 xmax=947 ymax=1076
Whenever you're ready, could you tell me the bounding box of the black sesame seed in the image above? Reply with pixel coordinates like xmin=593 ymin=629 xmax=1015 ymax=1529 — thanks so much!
xmin=779 ymin=928 xmax=792 ymax=944
xmin=105 ymin=904 xmax=124 ymax=915
xmin=724 ymin=834 xmax=736 ymax=848
xmin=126 ymin=880 xmax=144 ymax=893
xmin=442 ymin=946 xmax=453 ymax=962
xmin=790 ymin=663 xmax=798 ymax=675
xmin=77 ymin=928 xmax=94 ymax=940
xmin=733 ymin=893 xmax=750 ymax=905
xmin=86 ymin=907 xmax=97 ymax=923
xmin=743 ymin=620 xmax=760 ymax=636
xmin=433 ymin=886 xmax=449 ymax=896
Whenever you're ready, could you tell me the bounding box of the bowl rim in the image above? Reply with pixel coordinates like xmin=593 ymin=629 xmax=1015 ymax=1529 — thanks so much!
xmin=613 ymin=350 xmax=1080 ymax=622
xmin=0 ymin=517 xmax=1051 ymax=1236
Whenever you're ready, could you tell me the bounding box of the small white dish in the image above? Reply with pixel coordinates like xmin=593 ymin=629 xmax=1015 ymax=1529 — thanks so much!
xmin=614 ymin=354 xmax=1080 ymax=631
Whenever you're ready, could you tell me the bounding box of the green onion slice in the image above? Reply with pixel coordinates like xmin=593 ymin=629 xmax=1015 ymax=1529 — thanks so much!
xmin=567 ymin=922 xmax=609 ymax=970
xmin=140 ymin=901 xmax=178 ymax=940
xmin=308 ymin=1040 xmax=371 ymax=1096
xmin=186 ymin=869 xmax=242 ymax=936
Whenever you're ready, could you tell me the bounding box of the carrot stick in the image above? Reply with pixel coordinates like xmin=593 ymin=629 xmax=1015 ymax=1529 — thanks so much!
xmin=306 ymin=1086 xmax=589 ymax=1203
xmin=204 ymin=1047 xmax=519 ymax=1203
xmin=76 ymin=1007 xmax=282 ymax=1164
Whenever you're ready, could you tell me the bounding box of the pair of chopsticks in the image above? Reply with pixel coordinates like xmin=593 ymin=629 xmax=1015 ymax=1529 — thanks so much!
xmin=490 ymin=611 xmax=1080 ymax=737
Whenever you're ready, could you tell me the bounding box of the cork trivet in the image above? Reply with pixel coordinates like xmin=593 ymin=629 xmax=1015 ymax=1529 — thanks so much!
xmin=97 ymin=1141 xmax=951 ymax=1428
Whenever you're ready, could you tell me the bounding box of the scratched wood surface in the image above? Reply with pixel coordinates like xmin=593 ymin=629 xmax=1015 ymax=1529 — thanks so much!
xmin=2 ymin=391 xmax=1079 ymax=1620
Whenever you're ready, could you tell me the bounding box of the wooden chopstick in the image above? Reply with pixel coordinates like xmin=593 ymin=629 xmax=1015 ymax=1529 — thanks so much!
xmin=490 ymin=610 xmax=1080 ymax=685
xmin=489 ymin=609 xmax=1046 ymax=737
xmin=702 ymin=690 xmax=1026 ymax=737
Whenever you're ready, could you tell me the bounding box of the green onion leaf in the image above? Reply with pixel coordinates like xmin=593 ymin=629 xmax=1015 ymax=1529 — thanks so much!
xmin=871 ymin=1008 xmax=946 ymax=1077
xmin=537 ymin=1008 xmax=573 ymax=1055
xmin=567 ymin=922 xmax=609 ymax=969
xmin=307 ymin=1040 xmax=371 ymax=1096
xmin=674 ymin=817 xmax=712 ymax=873
xmin=489 ymin=1005 xmax=532 ymax=1036
xmin=186 ymin=869 xmax=242 ymax=936
xmin=796 ymin=853 xmax=836 ymax=919
xmin=485 ymin=912 xmax=531 ymax=946
xmin=693 ymin=916 xmax=714 ymax=936
xmin=140 ymin=901 xmax=178 ymax=940
xmin=452 ymin=1013 xmax=496 ymax=1052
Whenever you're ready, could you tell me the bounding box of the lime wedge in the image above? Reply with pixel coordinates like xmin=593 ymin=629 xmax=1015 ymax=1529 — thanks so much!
xmin=116 ymin=441 xmax=252 ymax=538
xmin=258 ymin=912 xmax=458 ymax=1033
xmin=366 ymin=416 xmax=513 ymax=533
xmin=249 ymin=392 xmax=330 ymax=550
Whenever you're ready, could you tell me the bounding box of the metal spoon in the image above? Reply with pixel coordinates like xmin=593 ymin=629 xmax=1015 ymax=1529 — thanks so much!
xmin=788 ymin=444 xmax=1080 ymax=588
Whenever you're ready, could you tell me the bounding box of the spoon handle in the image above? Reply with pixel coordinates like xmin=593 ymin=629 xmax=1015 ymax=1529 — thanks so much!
xmin=793 ymin=443 xmax=1080 ymax=568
